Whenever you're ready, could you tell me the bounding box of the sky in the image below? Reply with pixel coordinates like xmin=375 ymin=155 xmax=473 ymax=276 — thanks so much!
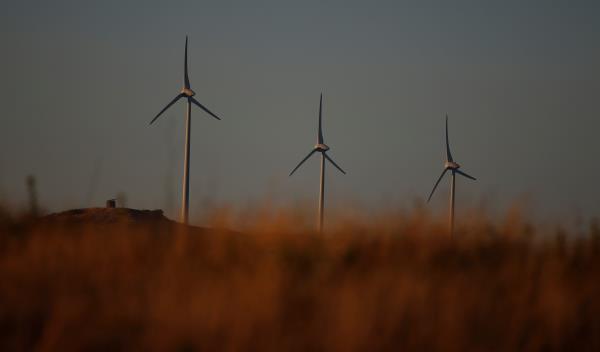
xmin=1 ymin=0 xmax=599 ymax=222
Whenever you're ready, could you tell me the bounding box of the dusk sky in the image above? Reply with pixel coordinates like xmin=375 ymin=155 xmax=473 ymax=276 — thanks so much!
xmin=1 ymin=1 xmax=599 ymax=222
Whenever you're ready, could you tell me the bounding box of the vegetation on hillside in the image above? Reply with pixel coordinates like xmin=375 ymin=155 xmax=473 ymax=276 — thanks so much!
xmin=0 ymin=205 xmax=599 ymax=351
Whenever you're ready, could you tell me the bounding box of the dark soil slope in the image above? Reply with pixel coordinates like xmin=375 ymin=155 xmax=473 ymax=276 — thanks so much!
xmin=41 ymin=208 xmax=171 ymax=226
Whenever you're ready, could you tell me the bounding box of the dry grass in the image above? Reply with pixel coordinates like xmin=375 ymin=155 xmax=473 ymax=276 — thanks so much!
xmin=0 ymin=205 xmax=599 ymax=351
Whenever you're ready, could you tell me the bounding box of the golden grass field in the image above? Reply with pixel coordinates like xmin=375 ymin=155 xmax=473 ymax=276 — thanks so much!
xmin=0 ymin=205 xmax=599 ymax=351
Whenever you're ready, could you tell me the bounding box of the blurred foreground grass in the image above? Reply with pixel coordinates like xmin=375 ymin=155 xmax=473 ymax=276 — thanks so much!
xmin=0 ymin=205 xmax=599 ymax=351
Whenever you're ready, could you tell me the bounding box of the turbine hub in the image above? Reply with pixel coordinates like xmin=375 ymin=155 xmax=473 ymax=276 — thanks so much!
xmin=315 ymin=143 xmax=330 ymax=152
xmin=181 ymin=88 xmax=196 ymax=97
xmin=445 ymin=161 xmax=460 ymax=169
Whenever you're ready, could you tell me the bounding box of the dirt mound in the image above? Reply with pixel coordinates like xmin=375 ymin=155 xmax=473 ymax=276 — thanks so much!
xmin=35 ymin=208 xmax=226 ymax=236
xmin=40 ymin=207 xmax=173 ymax=226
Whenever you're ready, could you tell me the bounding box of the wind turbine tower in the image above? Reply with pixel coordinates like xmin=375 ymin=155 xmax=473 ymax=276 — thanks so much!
xmin=290 ymin=94 xmax=346 ymax=233
xmin=150 ymin=36 xmax=221 ymax=224
xmin=427 ymin=115 xmax=476 ymax=235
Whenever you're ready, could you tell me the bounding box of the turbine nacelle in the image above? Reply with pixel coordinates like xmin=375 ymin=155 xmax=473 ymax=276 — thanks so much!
xmin=181 ymin=88 xmax=196 ymax=97
xmin=445 ymin=161 xmax=460 ymax=170
xmin=315 ymin=143 xmax=330 ymax=152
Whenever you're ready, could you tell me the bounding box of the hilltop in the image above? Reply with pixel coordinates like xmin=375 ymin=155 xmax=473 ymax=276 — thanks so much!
xmin=34 ymin=207 xmax=217 ymax=235
xmin=41 ymin=207 xmax=172 ymax=226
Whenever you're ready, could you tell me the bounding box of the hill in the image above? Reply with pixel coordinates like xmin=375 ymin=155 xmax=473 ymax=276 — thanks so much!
xmin=40 ymin=208 xmax=173 ymax=226
xmin=35 ymin=207 xmax=218 ymax=236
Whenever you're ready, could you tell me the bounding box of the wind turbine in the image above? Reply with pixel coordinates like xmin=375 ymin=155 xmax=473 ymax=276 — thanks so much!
xmin=427 ymin=115 xmax=476 ymax=234
xmin=289 ymin=94 xmax=346 ymax=233
xmin=149 ymin=36 xmax=221 ymax=224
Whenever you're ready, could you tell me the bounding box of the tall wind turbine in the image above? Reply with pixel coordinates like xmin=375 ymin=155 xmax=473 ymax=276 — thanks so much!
xmin=289 ymin=94 xmax=346 ymax=233
xmin=427 ymin=115 xmax=476 ymax=234
xmin=149 ymin=36 xmax=221 ymax=224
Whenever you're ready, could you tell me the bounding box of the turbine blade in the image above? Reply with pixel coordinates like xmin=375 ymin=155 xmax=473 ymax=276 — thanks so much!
xmin=184 ymin=36 xmax=190 ymax=89
xmin=324 ymin=152 xmax=346 ymax=174
xmin=456 ymin=169 xmax=476 ymax=181
xmin=149 ymin=94 xmax=184 ymax=125
xmin=445 ymin=114 xmax=453 ymax=162
xmin=427 ymin=168 xmax=448 ymax=202
xmin=318 ymin=93 xmax=324 ymax=144
xmin=289 ymin=149 xmax=317 ymax=176
xmin=190 ymin=97 xmax=221 ymax=120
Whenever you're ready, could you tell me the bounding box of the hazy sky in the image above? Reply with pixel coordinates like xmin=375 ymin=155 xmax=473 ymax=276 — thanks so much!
xmin=1 ymin=1 xmax=599 ymax=222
